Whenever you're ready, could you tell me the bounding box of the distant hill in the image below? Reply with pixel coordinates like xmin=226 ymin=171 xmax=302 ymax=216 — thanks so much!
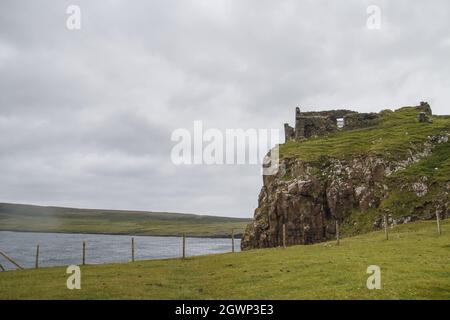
xmin=0 ymin=203 xmax=251 ymax=237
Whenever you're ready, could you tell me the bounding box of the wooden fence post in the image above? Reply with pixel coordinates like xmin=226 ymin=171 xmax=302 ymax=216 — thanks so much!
xmin=0 ymin=250 xmax=23 ymax=269
xmin=436 ymin=211 xmax=442 ymax=235
xmin=336 ymin=220 xmax=340 ymax=246
xmin=182 ymin=234 xmax=186 ymax=259
xmin=231 ymin=229 xmax=235 ymax=253
xmin=384 ymin=213 xmax=389 ymax=240
xmin=131 ymin=237 xmax=135 ymax=262
xmin=282 ymin=224 xmax=286 ymax=248
xmin=35 ymin=244 xmax=40 ymax=269
xmin=82 ymin=241 xmax=86 ymax=265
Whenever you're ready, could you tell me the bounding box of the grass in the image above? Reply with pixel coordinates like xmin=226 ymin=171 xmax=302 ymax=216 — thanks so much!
xmin=390 ymin=139 xmax=450 ymax=183
xmin=340 ymin=208 xmax=381 ymax=237
xmin=379 ymin=134 xmax=450 ymax=219
xmin=0 ymin=203 xmax=250 ymax=237
xmin=0 ymin=219 xmax=449 ymax=299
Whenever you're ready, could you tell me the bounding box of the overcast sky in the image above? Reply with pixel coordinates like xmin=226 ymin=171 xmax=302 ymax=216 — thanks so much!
xmin=0 ymin=0 xmax=449 ymax=217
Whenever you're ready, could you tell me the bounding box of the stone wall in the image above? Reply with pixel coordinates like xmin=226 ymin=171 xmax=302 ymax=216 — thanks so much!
xmin=343 ymin=112 xmax=379 ymax=130
xmin=284 ymin=123 xmax=295 ymax=141
xmin=284 ymin=106 xmax=386 ymax=141
xmin=417 ymin=101 xmax=432 ymax=115
xmin=297 ymin=109 xmax=355 ymax=121
xmin=295 ymin=116 xmax=337 ymax=139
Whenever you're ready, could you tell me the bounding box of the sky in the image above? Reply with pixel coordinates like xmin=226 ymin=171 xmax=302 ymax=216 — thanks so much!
xmin=0 ymin=0 xmax=449 ymax=218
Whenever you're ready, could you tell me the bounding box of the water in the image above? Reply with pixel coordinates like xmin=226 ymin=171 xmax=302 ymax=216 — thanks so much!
xmin=0 ymin=231 xmax=240 ymax=270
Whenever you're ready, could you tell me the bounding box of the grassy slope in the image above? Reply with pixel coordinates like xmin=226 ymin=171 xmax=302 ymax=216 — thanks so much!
xmin=0 ymin=203 xmax=250 ymax=237
xmin=0 ymin=219 xmax=449 ymax=299
xmin=379 ymin=139 xmax=450 ymax=217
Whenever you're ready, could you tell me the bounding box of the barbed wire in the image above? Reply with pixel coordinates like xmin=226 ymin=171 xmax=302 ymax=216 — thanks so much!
xmin=0 ymin=230 xmax=246 ymax=271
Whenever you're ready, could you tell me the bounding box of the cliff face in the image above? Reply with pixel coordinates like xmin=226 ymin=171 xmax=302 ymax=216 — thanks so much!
xmin=241 ymin=105 xmax=450 ymax=250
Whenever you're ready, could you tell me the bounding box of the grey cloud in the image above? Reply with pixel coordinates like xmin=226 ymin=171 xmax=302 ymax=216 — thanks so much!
xmin=1 ymin=0 xmax=450 ymax=217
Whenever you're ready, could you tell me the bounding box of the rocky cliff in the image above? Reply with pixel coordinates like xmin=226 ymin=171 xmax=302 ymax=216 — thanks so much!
xmin=242 ymin=104 xmax=450 ymax=250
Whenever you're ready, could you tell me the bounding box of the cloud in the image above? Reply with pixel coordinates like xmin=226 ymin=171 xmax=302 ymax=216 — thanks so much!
xmin=0 ymin=0 xmax=449 ymax=217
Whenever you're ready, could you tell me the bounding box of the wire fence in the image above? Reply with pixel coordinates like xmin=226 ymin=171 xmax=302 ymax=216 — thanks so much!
xmin=259 ymin=211 xmax=445 ymax=249
xmin=0 ymin=229 xmax=245 ymax=271
xmin=263 ymin=223 xmax=337 ymax=248
xmin=0 ymin=211 xmax=445 ymax=271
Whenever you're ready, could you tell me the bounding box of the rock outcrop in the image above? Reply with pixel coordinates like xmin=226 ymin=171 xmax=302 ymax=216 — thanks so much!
xmin=242 ymin=103 xmax=449 ymax=250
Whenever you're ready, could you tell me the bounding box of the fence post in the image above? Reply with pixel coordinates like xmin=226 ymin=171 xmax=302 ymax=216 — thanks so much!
xmin=336 ymin=220 xmax=340 ymax=246
xmin=35 ymin=244 xmax=40 ymax=269
xmin=131 ymin=237 xmax=135 ymax=262
xmin=282 ymin=224 xmax=286 ymax=248
xmin=231 ymin=229 xmax=235 ymax=253
xmin=182 ymin=233 xmax=186 ymax=259
xmin=0 ymin=251 xmax=23 ymax=269
xmin=82 ymin=241 xmax=86 ymax=265
xmin=436 ymin=210 xmax=442 ymax=235
xmin=384 ymin=213 xmax=389 ymax=240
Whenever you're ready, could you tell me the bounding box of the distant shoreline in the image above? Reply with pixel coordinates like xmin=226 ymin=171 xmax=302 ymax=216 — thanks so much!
xmin=0 ymin=203 xmax=250 ymax=240
xmin=0 ymin=229 xmax=244 ymax=239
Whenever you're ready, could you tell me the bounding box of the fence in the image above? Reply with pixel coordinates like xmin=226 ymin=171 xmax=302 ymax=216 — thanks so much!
xmin=0 ymin=213 xmax=445 ymax=271
xmin=266 ymin=223 xmax=340 ymax=248
xmin=268 ymin=213 xmax=445 ymax=249
xmin=0 ymin=229 xmax=246 ymax=271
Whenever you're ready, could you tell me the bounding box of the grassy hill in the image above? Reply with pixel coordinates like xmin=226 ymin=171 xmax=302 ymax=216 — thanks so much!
xmin=0 ymin=219 xmax=448 ymax=299
xmin=0 ymin=203 xmax=250 ymax=237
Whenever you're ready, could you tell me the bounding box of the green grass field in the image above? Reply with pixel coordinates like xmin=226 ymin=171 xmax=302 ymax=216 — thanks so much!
xmin=0 ymin=219 xmax=448 ymax=299
xmin=0 ymin=203 xmax=250 ymax=237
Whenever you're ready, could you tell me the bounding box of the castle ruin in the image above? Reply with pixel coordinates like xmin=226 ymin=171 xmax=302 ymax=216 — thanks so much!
xmin=284 ymin=102 xmax=432 ymax=142
xmin=284 ymin=107 xmax=380 ymax=141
